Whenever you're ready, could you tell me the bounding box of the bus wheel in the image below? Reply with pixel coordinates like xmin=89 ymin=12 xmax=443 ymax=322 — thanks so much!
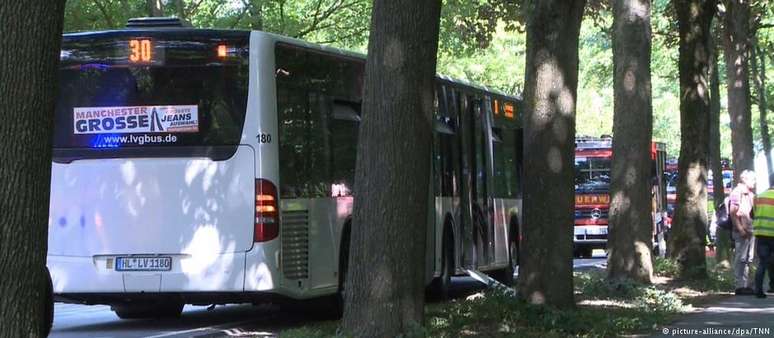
xmin=331 ymin=226 xmax=350 ymax=319
xmin=490 ymin=239 xmax=516 ymax=286
xmin=429 ymin=229 xmax=453 ymax=300
xmin=333 ymin=253 xmax=348 ymax=318
xmin=43 ymin=267 xmax=54 ymax=337
xmin=111 ymin=301 xmax=183 ymax=319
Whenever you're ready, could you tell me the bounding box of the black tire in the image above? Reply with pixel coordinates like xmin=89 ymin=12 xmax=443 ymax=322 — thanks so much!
xmin=490 ymin=238 xmax=517 ymax=286
xmin=429 ymin=227 xmax=453 ymax=300
xmin=111 ymin=301 xmax=184 ymax=319
xmin=42 ymin=267 xmax=54 ymax=337
xmin=332 ymin=226 xmax=351 ymax=318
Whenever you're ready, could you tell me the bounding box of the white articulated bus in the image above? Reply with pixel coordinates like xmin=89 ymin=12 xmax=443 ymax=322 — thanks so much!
xmin=48 ymin=17 xmax=523 ymax=319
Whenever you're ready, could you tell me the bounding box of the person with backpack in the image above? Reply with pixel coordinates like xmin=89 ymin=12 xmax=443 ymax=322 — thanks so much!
xmin=729 ymin=170 xmax=757 ymax=295
xmin=753 ymin=173 xmax=774 ymax=298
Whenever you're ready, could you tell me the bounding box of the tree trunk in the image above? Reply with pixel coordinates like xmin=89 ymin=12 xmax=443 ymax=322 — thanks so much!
xmin=147 ymin=0 xmax=164 ymax=17
xmin=668 ymin=0 xmax=716 ymax=279
xmin=174 ymin=0 xmax=185 ymax=19
xmin=248 ymin=0 xmax=264 ymax=31
xmin=607 ymin=0 xmax=654 ymax=284
xmin=709 ymin=23 xmax=731 ymax=268
xmin=723 ymin=0 xmax=755 ymax=179
xmin=520 ymin=0 xmax=586 ymax=307
xmin=342 ymin=0 xmax=441 ymax=336
xmin=752 ymin=41 xmax=773 ymax=185
xmin=0 ymin=0 xmax=65 ymax=336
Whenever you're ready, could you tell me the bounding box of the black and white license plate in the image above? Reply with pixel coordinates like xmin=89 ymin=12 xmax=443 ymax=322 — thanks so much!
xmin=115 ymin=256 xmax=172 ymax=271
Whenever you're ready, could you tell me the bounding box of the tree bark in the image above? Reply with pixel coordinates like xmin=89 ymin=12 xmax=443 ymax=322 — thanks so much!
xmin=723 ymin=0 xmax=755 ymax=179
xmin=0 ymin=0 xmax=65 ymax=336
xmin=607 ymin=0 xmax=654 ymax=284
xmin=709 ymin=23 xmax=731 ymax=267
xmin=751 ymin=41 xmax=773 ymax=185
xmin=668 ymin=0 xmax=716 ymax=279
xmin=520 ymin=0 xmax=586 ymax=307
xmin=147 ymin=0 xmax=164 ymax=17
xmin=342 ymin=0 xmax=441 ymax=336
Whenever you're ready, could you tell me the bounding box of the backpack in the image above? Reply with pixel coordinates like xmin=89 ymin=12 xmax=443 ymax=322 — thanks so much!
xmin=716 ymin=199 xmax=732 ymax=230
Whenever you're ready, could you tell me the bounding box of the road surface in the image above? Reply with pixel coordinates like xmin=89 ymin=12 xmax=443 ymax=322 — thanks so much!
xmin=51 ymin=253 xmax=607 ymax=338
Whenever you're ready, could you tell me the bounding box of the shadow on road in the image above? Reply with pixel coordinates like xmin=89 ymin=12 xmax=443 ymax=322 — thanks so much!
xmin=52 ymin=257 xmax=607 ymax=337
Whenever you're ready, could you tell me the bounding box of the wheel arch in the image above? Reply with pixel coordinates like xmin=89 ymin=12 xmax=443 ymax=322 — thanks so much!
xmin=441 ymin=213 xmax=456 ymax=274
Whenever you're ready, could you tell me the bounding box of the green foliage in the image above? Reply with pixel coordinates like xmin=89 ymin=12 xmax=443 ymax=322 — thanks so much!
xmin=651 ymin=256 xmax=734 ymax=291
xmin=437 ymin=23 xmax=526 ymax=94
xmin=424 ymin=286 xmax=674 ymax=337
xmin=575 ymin=271 xmax=684 ymax=313
xmin=63 ymin=0 xmax=371 ymax=49
xmin=576 ymin=15 xmax=614 ymax=139
xmin=63 ymin=0 xmax=147 ymax=31
xmin=635 ymin=286 xmax=684 ymax=313
xmin=686 ymin=260 xmax=736 ymax=292
xmin=439 ymin=0 xmax=525 ymax=55
xmin=653 ymin=256 xmax=681 ymax=278
xmin=281 ymin=323 xmax=341 ymax=338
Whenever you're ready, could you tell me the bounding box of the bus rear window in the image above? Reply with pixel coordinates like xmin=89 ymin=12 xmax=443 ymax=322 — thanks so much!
xmin=54 ymin=32 xmax=249 ymax=162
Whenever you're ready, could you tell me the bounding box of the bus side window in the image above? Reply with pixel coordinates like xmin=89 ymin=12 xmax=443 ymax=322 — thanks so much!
xmin=276 ymin=45 xmax=332 ymax=198
xmin=306 ymin=91 xmax=332 ymax=197
xmin=276 ymin=84 xmax=309 ymax=199
xmin=276 ymin=44 xmax=365 ymax=199
xmin=329 ymin=102 xmax=359 ymax=197
xmin=433 ymin=86 xmax=456 ymax=198
xmin=492 ymin=127 xmax=519 ymax=199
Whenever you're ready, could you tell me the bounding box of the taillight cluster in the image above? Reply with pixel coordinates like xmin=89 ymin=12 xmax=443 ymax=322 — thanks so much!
xmin=255 ymin=179 xmax=278 ymax=242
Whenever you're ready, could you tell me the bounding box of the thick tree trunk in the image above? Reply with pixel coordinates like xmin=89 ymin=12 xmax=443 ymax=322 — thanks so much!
xmin=342 ymin=0 xmax=441 ymax=336
xmin=752 ymin=42 xmax=773 ymax=185
xmin=668 ymin=0 xmax=715 ymax=279
xmin=709 ymin=25 xmax=732 ymax=267
xmin=723 ymin=0 xmax=755 ymax=179
xmin=607 ymin=0 xmax=654 ymax=284
xmin=520 ymin=0 xmax=586 ymax=307
xmin=0 ymin=0 xmax=65 ymax=336
xmin=147 ymin=0 xmax=164 ymax=17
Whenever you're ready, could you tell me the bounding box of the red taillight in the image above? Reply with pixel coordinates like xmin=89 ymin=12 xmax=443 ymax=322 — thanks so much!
xmin=255 ymin=179 xmax=278 ymax=242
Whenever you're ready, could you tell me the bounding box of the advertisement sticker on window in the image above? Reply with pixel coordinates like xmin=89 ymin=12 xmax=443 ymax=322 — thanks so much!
xmin=73 ymin=105 xmax=199 ymax=134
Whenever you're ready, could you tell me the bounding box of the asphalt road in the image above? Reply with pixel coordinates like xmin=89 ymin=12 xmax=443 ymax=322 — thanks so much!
xmin=51 ymin=253 xmax=607 ymax=338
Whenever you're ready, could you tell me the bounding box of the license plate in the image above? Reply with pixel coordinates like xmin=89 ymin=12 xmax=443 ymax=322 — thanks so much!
xmin=586 ymin=227 xmax=606 ymax=235
xmin=115 ymin=256 xmax=172 ymax=271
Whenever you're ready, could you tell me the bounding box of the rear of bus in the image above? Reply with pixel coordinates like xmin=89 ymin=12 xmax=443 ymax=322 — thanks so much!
xmin=47 ymin=27 xmax=279 ymax=311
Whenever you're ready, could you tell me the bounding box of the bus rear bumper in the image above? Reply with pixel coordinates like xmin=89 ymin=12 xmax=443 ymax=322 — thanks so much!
xmin=53 ymin=291 xmax=288 ymax=306
xmin=47 ymin=252 xmax=249 ymax=295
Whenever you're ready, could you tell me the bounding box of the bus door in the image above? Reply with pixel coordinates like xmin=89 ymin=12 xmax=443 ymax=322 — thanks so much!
xmin=466 ymin=94 xmax=492 ymax=267
xmin=481 ymin=96 xmax=497 ymax=267
xmin=450 ymin=89 xmax=476 ymax=268
xmin=650 ymin=145 xmax=667 ymax=214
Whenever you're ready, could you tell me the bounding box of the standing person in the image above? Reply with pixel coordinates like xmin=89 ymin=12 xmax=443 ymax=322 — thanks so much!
xmin=730 ymin=170 xmax=757 ymax=295
xmin=753 ymin=173 xmax=774 ymax=298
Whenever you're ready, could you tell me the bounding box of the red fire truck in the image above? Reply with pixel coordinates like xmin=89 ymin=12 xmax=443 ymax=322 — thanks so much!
xmin=573 ymin=136 xmax=668 ymax=258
